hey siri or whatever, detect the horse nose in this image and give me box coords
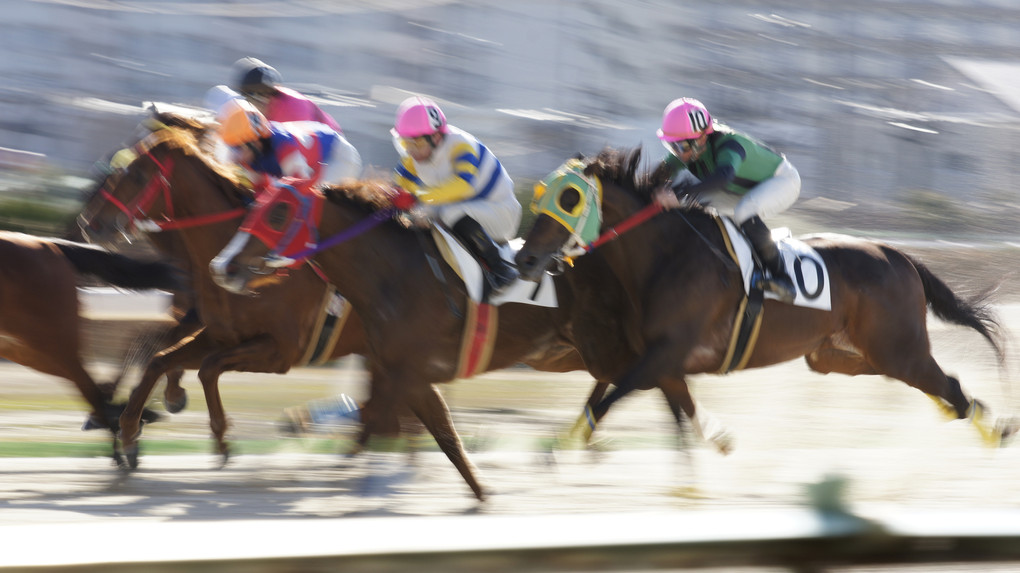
[515,252,542,282]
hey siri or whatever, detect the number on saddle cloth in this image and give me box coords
[719,218,832,310]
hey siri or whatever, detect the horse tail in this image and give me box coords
[53,239,186,292]
[907,254,1006,363]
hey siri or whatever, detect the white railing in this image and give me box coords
[2,508,1020,572]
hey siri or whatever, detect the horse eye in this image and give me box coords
[557,186,582,214]
[266,203,291,230]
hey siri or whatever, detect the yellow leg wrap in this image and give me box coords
[926,394,959,421]
[966,401,1001,448]
[568,405,596,442]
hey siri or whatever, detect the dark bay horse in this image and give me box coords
[208,179,636,500]
[0,231,183,460]
[76,123,589,478]
[515,148,1015,451]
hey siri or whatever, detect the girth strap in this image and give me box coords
[714,216,765,373]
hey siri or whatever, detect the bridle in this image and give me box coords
[84,144,246,239]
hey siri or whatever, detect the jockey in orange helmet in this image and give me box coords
[655,97,800,303]
[205,58,361,183]
[390,95,521,292]
[218,98,360,188]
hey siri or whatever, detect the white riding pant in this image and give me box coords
[429,195,522,243]
[320,136,363,184]
[733,157,800,225]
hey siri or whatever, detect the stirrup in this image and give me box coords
[486,266,518,291]
[765,274,796,303]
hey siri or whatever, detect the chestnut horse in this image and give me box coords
[515,148,1015,451]
[0,231,183,461]
[208,178,642,500]
[76,123,371,468]
[77,122,590,478]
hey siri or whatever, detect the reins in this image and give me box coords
[99,148,246,233]
[583,202,663,252]
[275,207,395,265]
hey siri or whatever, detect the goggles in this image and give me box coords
[395,135,433,153]
[663,138,700,157]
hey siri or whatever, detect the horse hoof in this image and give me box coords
[669,485,704,499]
[164,392,188,414]
[215,444,232,469]
[997,419,1019,447]
[711,432,735,455]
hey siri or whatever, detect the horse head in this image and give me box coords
[211,178,395,295]
[77,124,249,248]
[516,147,665,282]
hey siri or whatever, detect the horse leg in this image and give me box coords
[589,338,694,434]
[119,332,216,469]
[658,376,733,454]
[162,368,187,414]
[59,361,126,465]
[159,312,203,414]
[403,381,486,501]
[195,334,288,467]
[859,321,1007,446]
[566,381,609,443]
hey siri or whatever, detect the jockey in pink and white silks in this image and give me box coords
[205,58,361,183]
[389,96,521,292]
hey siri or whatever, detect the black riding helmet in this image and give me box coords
[233,57,282,97]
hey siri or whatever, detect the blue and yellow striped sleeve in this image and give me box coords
[394,157,424,192]
[414,142,479,204]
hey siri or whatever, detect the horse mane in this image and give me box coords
[151,111,211,133]
[583,146,709,214]
[321,178,395,212]
[137,125,247,190]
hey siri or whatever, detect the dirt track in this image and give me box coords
[2,303,1019,527]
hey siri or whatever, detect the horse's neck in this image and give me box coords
[164,161,247,269]
[316,200,447,312]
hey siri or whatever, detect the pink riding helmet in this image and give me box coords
[391,96,448,139]
[656,97,714,142]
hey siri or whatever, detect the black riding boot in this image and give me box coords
[452,216,518,292]
[739,216,796,304]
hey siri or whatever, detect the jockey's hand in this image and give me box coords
[405,204,433,228]
[654,187,682,210]
[389,186,418,211]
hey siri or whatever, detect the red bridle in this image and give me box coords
[99,149,245,233]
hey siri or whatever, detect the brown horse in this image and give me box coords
[0,231,183,460]
[76,122,589,476]
[207,178,641,500]
[515,148,1015,451]
[75,122,375,468]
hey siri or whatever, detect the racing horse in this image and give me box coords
[77,122,371,468]
[77,121,590,478]
[0,231,183,461]
[515,147,1015,451]
[208,178,640,501]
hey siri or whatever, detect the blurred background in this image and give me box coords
[4,6,1020,563]
[2,0,1020,238]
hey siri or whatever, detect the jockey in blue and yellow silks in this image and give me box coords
[390,96,521,292]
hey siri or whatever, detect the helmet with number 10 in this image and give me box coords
[656,97,714,142]
[392,96,448,139]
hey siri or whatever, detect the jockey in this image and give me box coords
[654,97,800,303]
[204,58,361,180]
[389,96,521,292]
[217,98,360,188]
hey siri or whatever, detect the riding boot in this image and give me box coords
[739,216,796,304]
[452,216,519,292]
